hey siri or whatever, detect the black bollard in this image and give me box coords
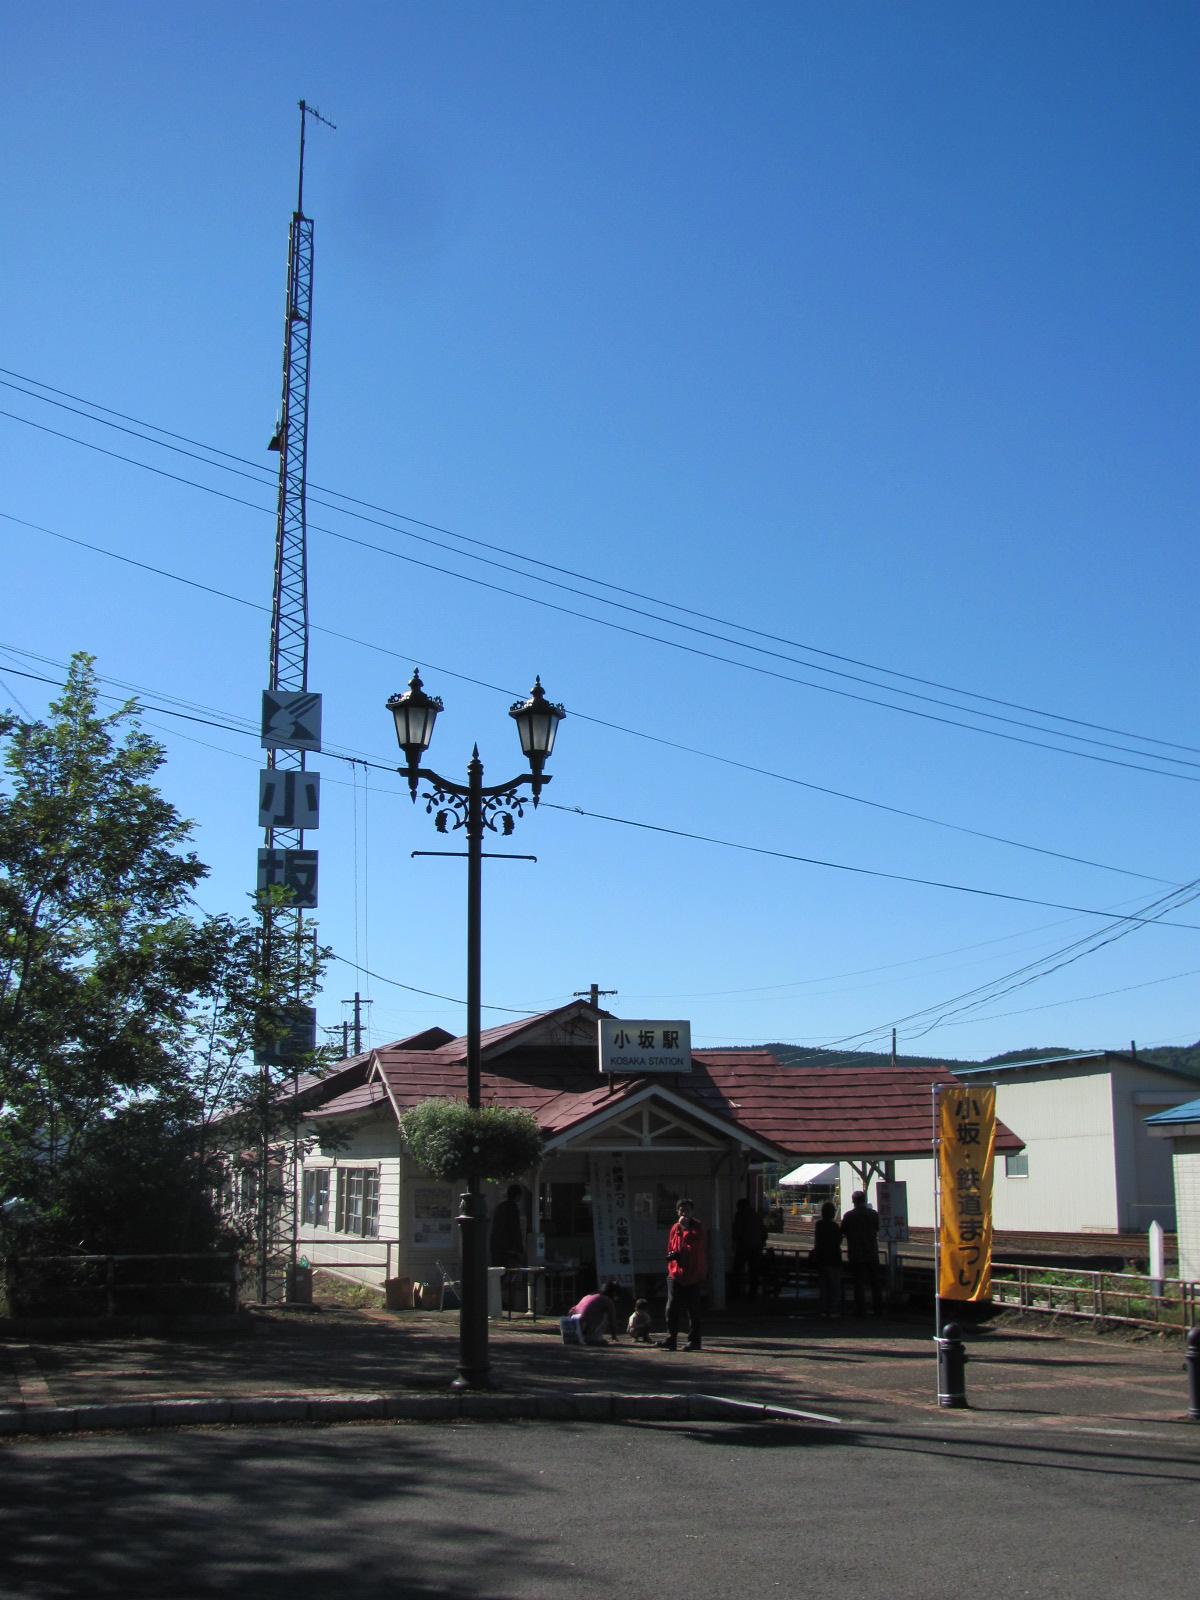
[936,1321,968,1408]
[1187,1326,1199,1422]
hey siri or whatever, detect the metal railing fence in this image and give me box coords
[990,1261,1198,1331]
[2,1252,240,1319]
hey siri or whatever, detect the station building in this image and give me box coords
[286,999,1022,1305]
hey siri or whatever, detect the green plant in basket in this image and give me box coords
[398,1099,542,1182]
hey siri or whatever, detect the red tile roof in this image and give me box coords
[693,1051,1022,1157]
[305,1010,1022,1160]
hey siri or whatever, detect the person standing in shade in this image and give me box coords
[812,1200,844,1318]
[489,1184,526,1268]
[841,1189,884,1317]
[731,1196,768,1300]
[658,1196,707,1351]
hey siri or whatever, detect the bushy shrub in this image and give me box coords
[399,1099,542,1181]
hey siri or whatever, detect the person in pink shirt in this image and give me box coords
[563,1281,621,1345]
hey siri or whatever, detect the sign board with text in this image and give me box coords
[876,1179,909,1243]
[257,847,319,908]
[259,770,321,830]
[598,1019,692,1075]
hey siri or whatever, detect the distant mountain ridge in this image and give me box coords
[716,1040,1200,1083]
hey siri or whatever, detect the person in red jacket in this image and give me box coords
[658,1196,707,1351]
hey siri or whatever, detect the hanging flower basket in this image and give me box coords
[398,1099,543,1182]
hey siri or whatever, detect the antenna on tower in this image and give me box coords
[253,100,335,1303]
[296,99,337,215]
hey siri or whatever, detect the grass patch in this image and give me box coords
[312,1272,385,1310]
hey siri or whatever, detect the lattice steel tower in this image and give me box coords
[253,100,334,1303]
[264,101,332,885]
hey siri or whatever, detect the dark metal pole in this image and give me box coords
[454,748,490,1390]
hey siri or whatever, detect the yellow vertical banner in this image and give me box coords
[937,1085,995,1301]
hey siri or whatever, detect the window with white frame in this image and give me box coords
[1005,1151,1029,1179]
[303,1169,330,1227]
[335,1167,380,1236]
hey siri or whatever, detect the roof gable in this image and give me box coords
[424,1001,607,1065]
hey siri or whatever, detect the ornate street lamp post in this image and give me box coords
[387,670,565,1389]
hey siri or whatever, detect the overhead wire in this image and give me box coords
[0,518,1189,892]
[772,878,1200,1060]
[3,365,1197,760]
[6,652,1194,1048]
[3,396,1198,780]
[5,655,1198,929]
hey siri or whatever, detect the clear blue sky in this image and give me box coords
[3,3,1197,1060]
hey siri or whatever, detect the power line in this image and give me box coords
[546,801,1200,929]
[934,965,1200,1029]
[3,364,1196,761]
[774,879,1200,1058]
[10,659,1188,1056]
[19,641,1191,1031]
[4,399,1199,778]
[324,950,532,1015]
[0,516,1191,894]
[5,632,1196,934]
[7,654,1197,927]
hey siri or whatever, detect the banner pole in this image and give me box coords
[932,1082,942,1346]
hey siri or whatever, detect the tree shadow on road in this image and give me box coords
[0,1424,579,1599]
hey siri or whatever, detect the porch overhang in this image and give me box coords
[541,1081,790,1164]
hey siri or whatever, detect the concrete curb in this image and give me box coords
[0,1390,844,1436]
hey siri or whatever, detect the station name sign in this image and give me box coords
[598,1019,692,1075]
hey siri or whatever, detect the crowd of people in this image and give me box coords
[550,1187,885,1347]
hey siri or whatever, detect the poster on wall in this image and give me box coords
[590,1154,635,1289]
[412,1186,455,1250]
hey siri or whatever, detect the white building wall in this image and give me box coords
[296,1114,404,1286]
[1171,1139,1200,1283]
[839,1070,1119,1233]
[1109,1064,1190,1230]
[839,1066,1195,1236]
[992,1072,1117,1230]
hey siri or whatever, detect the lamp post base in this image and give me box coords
[454,1187,492,1390]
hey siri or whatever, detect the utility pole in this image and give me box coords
[341,991,373,1055]
[574,984,618,1010]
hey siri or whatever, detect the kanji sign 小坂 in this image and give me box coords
[937,1084,996,1302]
[257,847,319,909]
[598,1019,692,1074]
[258,770,320,830]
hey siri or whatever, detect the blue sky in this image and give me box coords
[3,2,1197,1059]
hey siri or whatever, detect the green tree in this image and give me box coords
[0,654,212,1238]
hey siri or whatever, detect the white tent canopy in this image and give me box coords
[779,1162,838,1187]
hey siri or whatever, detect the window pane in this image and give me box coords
[303,1171,329,1227]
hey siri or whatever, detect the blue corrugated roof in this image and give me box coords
[1145,1097,1200,1126]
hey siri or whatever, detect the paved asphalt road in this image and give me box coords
[2,1415,1197,1600]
